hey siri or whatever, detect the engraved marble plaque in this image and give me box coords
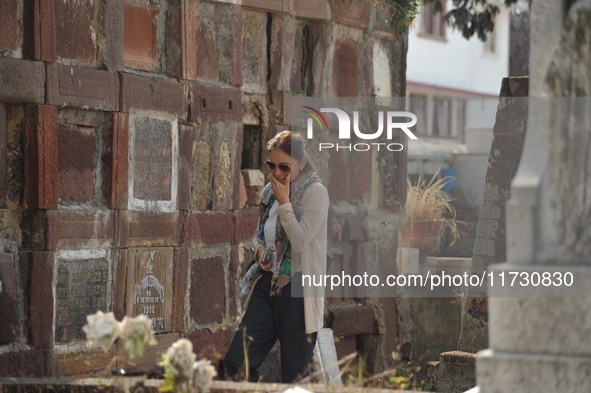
[126,248,173,332]
[55,252,110,343]
[129,112,178,212]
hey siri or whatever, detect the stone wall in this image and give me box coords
[0,0,407,379]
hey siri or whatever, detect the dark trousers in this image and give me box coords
[224,271,317,383]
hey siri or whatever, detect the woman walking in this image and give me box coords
[224,130,329,383]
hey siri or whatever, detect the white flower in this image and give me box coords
[83,311,121,352]
[189,359,217,393]
[166,339,196,381]
[120,315,157,359]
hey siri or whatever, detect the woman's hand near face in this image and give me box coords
[269,173,291,205]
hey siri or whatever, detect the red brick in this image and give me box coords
[183,212,234,246]
[103,0,125,71]
[233,209,259,245]
[231,5,243,87]
[21,251,54,349]
[189,84,241,122]
[293,0,329,20]
[113,248,126,320]
[178,124,193,210]
[119,211,181,247]
[49,210,116,250]
[123,4,159,70]
[0,58,45,104]
[327,150,348,201]
[232,125,245,210]
[106,112,129,210]
[0,253,19,344]
[46,64,119,111]
[24,105,58,210]
[196,19,219,80]
[57,127,96,204]
[55,0,97,65]
[0,349,53,377]
[190,327,231,361]
[229,246,239,318]
[55,348,114,378]
[182,0,197,80]
[22,0,57,62]
[333,39,359,97]
[191,257,226,325]
[0,104,6,205]
[331,0,370,28]
[0,0,20,51]
[172,247,189,332]
[334,335,357,360]
[329,305,378,337]
[121,73,187,119]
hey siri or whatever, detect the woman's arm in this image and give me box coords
[276,184,329,253]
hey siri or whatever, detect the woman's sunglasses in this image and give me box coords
[265,159,299,173]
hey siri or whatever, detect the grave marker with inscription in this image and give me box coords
[126,248,173,333]
[128,112,178,213]
[55,250,111,343]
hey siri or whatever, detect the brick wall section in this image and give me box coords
[472,77,529,273]
[0,0,407,378]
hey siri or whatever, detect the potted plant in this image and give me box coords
[83,311,157,393]
[399,170,459,273]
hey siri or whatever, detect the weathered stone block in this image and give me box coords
[24,105,58,210]
[49,210,116,250]
[330,305,378,337]
[190,327,231,361]
[119,211,181,247]
[233,208,259,244]
[482,182,511,200]
[172,247,189,332]
[190,257,226,325]
[478,200,502,220]
[54,250,111,344]
[126,248,174,333]
[128,112,178,212]
[191,139,213,211]
[113,248,126,320]
[0,58,45,104]
[46,64,119,111]
[196,16,219,80]
[167,0,197,80]
[232,125,244,211]
[103,0,125,71]
[241,10,268,89]
[0,0,20,51]
[55,0,98,66]
[183,213,234,245]
[328,150,348,201]
[189,84,241,122]
[57,127,96,204]
[293,0,329,20]
[123,4,159,70]
[351,150,371,201]
[331,0,370,28]
[21,251,54,349]
[269,13,297,91]
[0,104,6,206]
[241,169,265,187]
[22,0,57,62]
[242,0,287,12]
[231,5,243,87]
[334,334,357,362]
[489,135,525,163]
[333,39,360,97]
[0,253,19,344]
[178,124,194,210]
[485,163,518,185]
[245,186,263,206]
[238,174,247,209]
[120,73,186,119]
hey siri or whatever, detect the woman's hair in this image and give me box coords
[267,130,316,173]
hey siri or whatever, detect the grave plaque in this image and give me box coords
[55,252,110,343]
[126,248,173,333]
[129,112,178,212]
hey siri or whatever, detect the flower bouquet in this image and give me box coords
[159,339,217,393]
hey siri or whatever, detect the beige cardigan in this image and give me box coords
[252,182,329,334]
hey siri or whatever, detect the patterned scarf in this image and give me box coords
[238,171,321,298]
